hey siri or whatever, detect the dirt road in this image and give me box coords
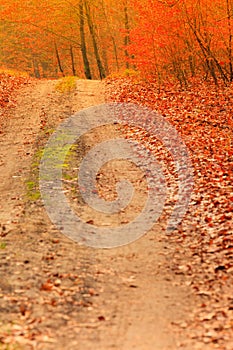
[0,79,204,349]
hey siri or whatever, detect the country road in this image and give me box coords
[0,79,213,350]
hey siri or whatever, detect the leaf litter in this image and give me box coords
[106,76,233,349]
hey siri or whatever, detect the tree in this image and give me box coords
[84,0,106,79]
[79,0,92,79]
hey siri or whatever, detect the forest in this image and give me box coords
[1,0,233,85]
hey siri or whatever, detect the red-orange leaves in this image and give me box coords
[0,72,29,116]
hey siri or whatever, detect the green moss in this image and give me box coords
[0,242,6,249]
[25,148,44,202]
[25,180,41,201]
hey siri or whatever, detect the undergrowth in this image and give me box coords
[55,76,79,93]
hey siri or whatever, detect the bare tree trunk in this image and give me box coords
[101,0,119,71]
[70,45,76,76]
[183,4,229,85]
[226,0,233,81]
[79,0,92,79]
[124,4,130,69]
[32,58,41,78]
[102,48,110,76]
[84,0,106,79]
[54,41,65,77]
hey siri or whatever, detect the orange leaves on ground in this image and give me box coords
[106,76,233,347]
[107,77,233,229]
[0,72,29,115]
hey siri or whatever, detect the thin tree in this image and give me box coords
[84,0,106,79]
[79,0,92,79]
[54,41,65,76]
[124,2,130,69]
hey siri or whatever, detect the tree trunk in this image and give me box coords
[84,1,106,79]
[70,45,76,76]
[54,42,65,77]
[101,0,119,71]
[102,48,110,76]
[226,0,233,81]
[32,58,41,78]
[79,0,92,79]
[124,4,130,69]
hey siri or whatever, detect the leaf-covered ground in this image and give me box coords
[106,77,233,349]
[0,72,29,117]
[0,73,30,168]
[1,73,233,349]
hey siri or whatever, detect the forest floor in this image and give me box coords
[0,76,232,350]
